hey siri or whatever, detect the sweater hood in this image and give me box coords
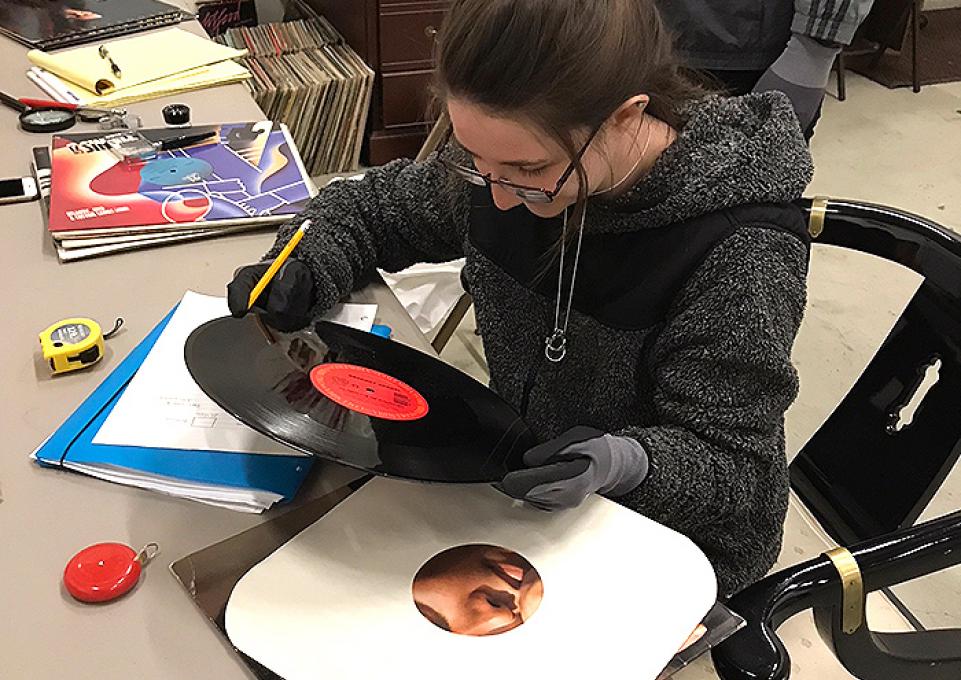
[588,92,814,232]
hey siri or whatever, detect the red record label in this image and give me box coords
[310,364,429,421]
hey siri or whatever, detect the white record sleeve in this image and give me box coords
[226,477,718,680]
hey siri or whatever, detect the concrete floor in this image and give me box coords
[435,72,961,678]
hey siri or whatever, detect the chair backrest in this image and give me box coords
[791,198,961,544]
[415,111,450,163]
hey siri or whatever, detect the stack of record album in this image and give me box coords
[193,0,258,37]
[215,17,374,176]
[0,0,185,50]
[38,121,317,261]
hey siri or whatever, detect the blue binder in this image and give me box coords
[34,306,313,504]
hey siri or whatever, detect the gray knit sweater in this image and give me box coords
[266,92,814,596]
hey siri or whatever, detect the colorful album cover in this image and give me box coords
[197,0,258,37]
[48,121,314,236]
[0,0,183,50]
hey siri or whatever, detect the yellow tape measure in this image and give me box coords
[39,317,123,374]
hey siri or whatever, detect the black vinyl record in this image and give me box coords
[184,316,537,483]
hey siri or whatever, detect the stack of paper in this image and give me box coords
[26,27,252,107]
[215,17,374,175]
[33,291,378,512]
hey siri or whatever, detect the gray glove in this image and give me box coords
[498,426,649,511]
[753,33,841,132]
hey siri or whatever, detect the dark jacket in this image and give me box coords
[266,92,814,596]
[657,0,875,70]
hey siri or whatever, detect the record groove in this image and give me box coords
[185,316,536,483]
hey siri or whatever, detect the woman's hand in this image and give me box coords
[226,259,315,331]
[498,426,649,511]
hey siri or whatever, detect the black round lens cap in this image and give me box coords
[162,103,191,126]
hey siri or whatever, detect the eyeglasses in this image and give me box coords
[437,126,601,204]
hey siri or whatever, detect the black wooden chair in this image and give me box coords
[835,0,924,100]
[410,112,479,355]
[713,197,961,679]
[712,510,961,679]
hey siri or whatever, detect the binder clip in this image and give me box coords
[98,110,143,131]
[108,132,156,163]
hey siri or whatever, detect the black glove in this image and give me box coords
[226,259,315,331]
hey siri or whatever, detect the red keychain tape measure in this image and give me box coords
[63,542,159,603]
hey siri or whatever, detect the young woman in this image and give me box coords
[227,0,814,597]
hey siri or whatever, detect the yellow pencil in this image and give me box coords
[247,220,311,310]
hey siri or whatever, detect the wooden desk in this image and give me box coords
[0,19,430,680]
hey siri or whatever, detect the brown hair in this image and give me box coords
[434,0,706,225]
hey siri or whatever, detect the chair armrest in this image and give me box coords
[712,510,961,680]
